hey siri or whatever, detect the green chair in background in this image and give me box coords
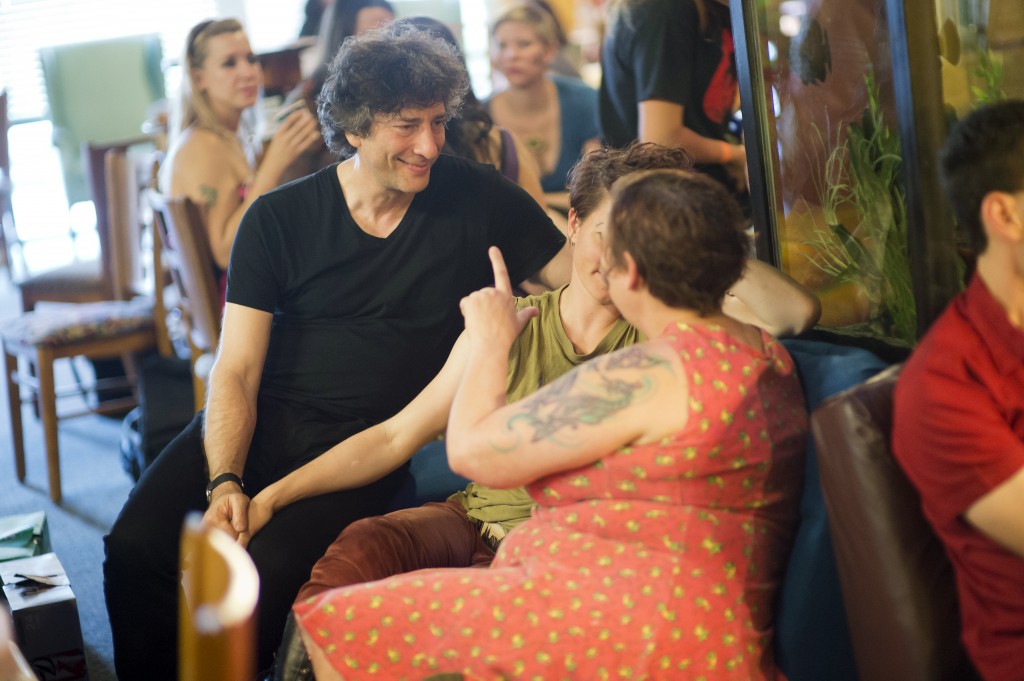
[39,33,165,208]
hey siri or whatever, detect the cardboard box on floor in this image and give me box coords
[1,552,88,681]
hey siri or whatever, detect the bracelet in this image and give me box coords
[206,472,244,504]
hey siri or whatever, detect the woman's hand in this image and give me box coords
[724,143,748,191]
[260,106,322,176]
[459,247,538,351]
[237,490,275,549]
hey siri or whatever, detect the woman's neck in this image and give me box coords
[207,99,243,133]
[500,77,555,114]
[559,282,622,355]
[632,295,732,340]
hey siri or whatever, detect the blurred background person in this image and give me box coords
[299,0,332,38]
[289,0,395,174]
[304,0,395,106]
[527,0,583,79]
[488,2,601,211]
[599,0,748,202]
[160,18,321,301]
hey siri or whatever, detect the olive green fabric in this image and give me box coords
[451,286,641,543]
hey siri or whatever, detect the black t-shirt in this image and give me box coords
[227,154,564,470]
[599,0,736,148]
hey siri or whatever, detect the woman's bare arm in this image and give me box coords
[447,248,684,488]
[240,333,470,543]
[170,110,322,268]
[724,259,821,336]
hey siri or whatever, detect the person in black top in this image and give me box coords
[103,23,567,681]
[599,0,748,195]
[300,0,329,37]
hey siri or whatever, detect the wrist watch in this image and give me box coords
[206,472,244,504]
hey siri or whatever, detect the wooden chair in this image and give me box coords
[147,192,221,412]
[1,147,160,503]
[13,135,154,313]
[107,147,173,357]
[178,513,259,681]
[1,300,156,502]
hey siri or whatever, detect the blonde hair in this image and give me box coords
[168,18,250,143]
[490,2,561,48]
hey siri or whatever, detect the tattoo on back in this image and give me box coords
[503,347,669,447]
[199,185,218,212]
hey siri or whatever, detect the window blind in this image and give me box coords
[0,0,219,123]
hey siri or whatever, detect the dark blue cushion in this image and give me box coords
[775,339,889,681]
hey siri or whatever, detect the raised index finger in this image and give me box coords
[488,246,513,295]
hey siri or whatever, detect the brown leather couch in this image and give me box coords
[811,365,980,681]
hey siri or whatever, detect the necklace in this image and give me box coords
[524,136,548,164]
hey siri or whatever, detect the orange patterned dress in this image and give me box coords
[294,322,806,680]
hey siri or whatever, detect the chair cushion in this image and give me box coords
[1,299,154,348]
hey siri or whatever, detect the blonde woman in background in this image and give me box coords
[488,2,602,210]
[161,18,321,300]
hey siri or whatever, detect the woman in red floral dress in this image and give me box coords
[295,168,807,680]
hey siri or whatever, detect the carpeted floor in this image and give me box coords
[0,276,133,681]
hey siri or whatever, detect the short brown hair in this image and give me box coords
[607,169,747,314]
[567,142,693,220]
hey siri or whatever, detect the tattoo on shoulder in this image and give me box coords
[500,347,670,448]
[199,185,218,212]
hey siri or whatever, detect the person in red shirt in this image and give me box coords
[893,99,1024,681]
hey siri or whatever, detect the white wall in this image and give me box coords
[232,0,307,51]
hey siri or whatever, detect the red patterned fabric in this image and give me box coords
[295,322,806,680]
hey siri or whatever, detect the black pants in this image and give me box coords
[102,412,463,681]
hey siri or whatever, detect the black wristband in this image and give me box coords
[205,472,244,504]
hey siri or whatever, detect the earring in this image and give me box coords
[570,239,577,246]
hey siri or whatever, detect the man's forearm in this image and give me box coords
[202,366,259,481]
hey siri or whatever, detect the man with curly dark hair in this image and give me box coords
[103,23,566,681]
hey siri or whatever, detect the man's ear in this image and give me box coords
[981,191,1024,244]
[567,208,581,246]
[344,131,362,151]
